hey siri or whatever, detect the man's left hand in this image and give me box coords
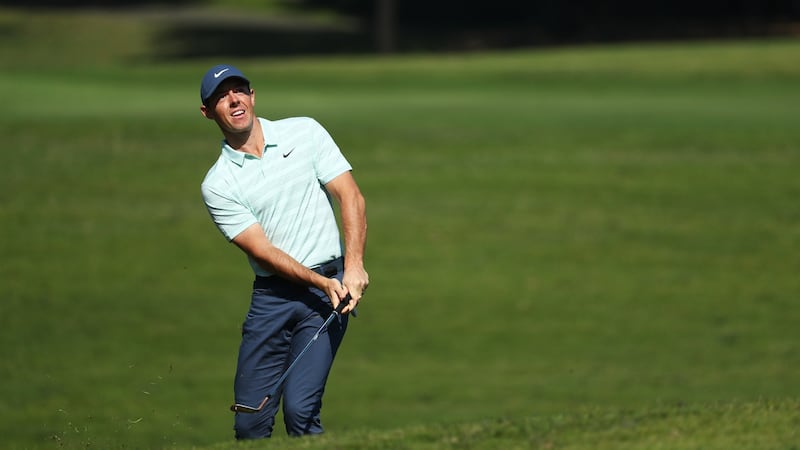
[342,266,369,314]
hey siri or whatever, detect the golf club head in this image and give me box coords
[230,395,271,414]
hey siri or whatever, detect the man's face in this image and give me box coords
[201,78,255,135]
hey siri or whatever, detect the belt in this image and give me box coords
[311,257,344,277]
[254,257,343,289]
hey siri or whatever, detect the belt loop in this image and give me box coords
[315,256,343,277]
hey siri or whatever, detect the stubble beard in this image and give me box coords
[220,114,254,146]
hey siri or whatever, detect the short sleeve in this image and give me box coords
[311,119,352,184]
[201,183,258,241]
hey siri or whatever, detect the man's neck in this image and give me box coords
[224,119,264,157]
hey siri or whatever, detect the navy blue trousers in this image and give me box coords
[233,258,348,439]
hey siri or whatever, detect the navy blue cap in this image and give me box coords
[200,64,250,104]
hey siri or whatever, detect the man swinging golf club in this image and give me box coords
[198,64,369,439]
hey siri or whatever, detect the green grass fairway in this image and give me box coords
[1,17,799,448]
[212,398,800,450]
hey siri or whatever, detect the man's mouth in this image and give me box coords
[232,109,245,118]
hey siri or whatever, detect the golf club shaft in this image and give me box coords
[230,296,351,413]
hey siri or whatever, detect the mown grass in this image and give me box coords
[1,9,799,449]
[208,398,800,450]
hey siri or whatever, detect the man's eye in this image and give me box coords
[234,87,250,94]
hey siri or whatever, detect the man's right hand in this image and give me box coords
[321,276,350,313]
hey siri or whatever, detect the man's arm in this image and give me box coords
[325,171,369,313]
[231,223,349,309]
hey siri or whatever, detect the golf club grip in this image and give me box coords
[335,295,352,314]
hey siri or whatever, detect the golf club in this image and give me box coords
[230,295,352,414]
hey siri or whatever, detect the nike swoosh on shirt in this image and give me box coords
[283,148,296,158]
[214,68,230,78]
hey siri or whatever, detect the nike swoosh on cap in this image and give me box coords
[214,68,230,78]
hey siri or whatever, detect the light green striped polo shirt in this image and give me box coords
[201,117,352,277]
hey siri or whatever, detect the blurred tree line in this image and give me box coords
[3,0,798,55]
[343,0,800,52]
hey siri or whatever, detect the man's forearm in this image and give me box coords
[256,246,332,287]
[232,224,329,288]
[340,190,367,269]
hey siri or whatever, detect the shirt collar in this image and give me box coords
[219,117,279,166]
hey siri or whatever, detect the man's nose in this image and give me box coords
[224,90,239,104]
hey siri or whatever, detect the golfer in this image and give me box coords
[198,64,369,439]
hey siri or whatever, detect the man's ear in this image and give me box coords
[200,104,214,120]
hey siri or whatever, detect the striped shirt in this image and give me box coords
[201,117,352,277]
